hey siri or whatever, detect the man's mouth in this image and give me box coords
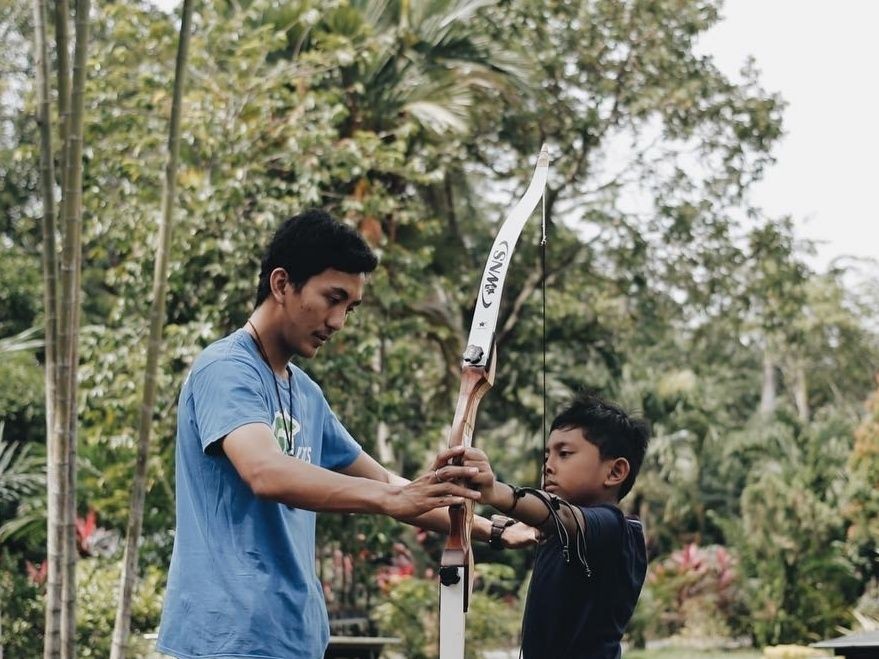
[313,332,330,346]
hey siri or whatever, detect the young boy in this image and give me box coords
[463,393,650,658]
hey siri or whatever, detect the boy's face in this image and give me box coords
[543,427,628,506]
[279,268,365,358]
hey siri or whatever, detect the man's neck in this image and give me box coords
[245,310,291,377]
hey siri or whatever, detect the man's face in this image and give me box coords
[543,427,619,506]
[280,268,365,358]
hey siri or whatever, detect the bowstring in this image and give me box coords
[540,189,547,489]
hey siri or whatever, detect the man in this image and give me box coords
[157,210,532,659]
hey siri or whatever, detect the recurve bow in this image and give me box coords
[438,144,550,659]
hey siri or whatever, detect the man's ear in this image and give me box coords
[269,268,288,302]
[605,457,630,488]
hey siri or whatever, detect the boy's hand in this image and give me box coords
[501,521,539,549]
[454,447,508,509]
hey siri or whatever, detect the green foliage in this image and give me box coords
[74,558,165,657]
[0,549,44,657]
[730,414,861,644]
[844,376,879,583]
[0,346,44,446]
[0,554,163,658]
[0,425,44,504]
[0,244,42,336]
[372,569,521,659]
[2,0,879,650]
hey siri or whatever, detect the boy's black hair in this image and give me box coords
[255,209,379,307]
[550,393,650,501]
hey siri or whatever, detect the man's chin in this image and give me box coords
[290,342,319,359]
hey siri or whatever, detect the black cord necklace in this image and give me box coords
[247,320,294,454]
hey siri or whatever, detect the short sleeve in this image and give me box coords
[581,504,626,568]
[319,406,362,470]
[189,359,272,452]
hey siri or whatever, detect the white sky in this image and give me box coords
[698,0,879,270]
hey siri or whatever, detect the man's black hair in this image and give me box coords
[550,393,650,501]
[255,209,379,307]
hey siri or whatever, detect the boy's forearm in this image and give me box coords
[486,482,582,535]
[399,506,493,543]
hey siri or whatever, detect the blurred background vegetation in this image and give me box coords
[1,0,878,656]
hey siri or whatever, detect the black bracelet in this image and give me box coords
[504,482,526,514]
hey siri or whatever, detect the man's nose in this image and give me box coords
[327,307,346,331]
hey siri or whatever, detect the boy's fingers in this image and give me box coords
[436,465,479,481]
[460,446,488,461]
[433,445,466,467]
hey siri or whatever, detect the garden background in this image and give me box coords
[1,1,878,657]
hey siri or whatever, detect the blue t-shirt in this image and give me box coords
[157,329,362,659]
[520,504,646,659]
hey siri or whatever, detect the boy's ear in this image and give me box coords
[605,457,630,488]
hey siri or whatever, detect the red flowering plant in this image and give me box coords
[75,508,119,558]
[25,559,47,586]
[642,543,746,640]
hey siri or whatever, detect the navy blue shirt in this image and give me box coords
[521,504,646,659]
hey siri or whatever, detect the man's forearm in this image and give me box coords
[252,454,402,514]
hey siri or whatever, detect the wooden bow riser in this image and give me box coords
[440,347,497,611]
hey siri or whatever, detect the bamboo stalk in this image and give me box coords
[43,1,72,656]
[32,0,62,656]
[57,1,91,656]
[110,2,195,656]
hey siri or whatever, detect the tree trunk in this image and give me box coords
[372,337,394,465]
[110,2,194,655]
[759,345,777,416]
[791,356,810,422]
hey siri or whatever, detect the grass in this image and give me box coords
[626,650,764,659]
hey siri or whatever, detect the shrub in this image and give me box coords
[372,565,522,659]
[639,543,745,641]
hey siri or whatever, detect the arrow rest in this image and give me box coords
[439,566,461,587]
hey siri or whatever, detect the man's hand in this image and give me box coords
[383,446,482,520]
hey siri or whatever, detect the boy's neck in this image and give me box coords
[574,492,619,507]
